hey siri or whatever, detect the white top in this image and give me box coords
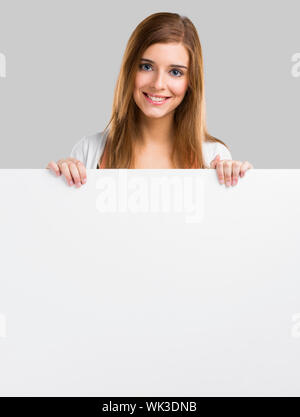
[70,129,232,168]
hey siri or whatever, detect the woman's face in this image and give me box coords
[133,42,189,119]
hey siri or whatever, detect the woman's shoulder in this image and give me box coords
[203,139,232,163]
[82,129,109,148]
[70,129,109,167]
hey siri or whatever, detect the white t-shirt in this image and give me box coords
[70,129,232,168]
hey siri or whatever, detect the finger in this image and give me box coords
[47,161,61,176]
[216,161,225,184]
[59,161,74,186]
[223,160,233,187]
[69,162,82,187]
[75,160,87,184]
[210,154,221,169]
[240,161,253,177]
[232,161,242,186]
[68,157,80,164]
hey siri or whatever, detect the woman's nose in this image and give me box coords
[151,71,166,90]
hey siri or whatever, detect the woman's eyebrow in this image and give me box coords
[140,58,188,70]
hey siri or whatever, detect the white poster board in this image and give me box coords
[0,169,300,396]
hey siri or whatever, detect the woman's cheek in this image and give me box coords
[173,81,189,100]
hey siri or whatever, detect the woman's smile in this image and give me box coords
[143,92,171,105]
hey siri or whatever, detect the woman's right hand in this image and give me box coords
[46,158,87,187]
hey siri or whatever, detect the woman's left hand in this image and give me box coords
[210,155,254,187]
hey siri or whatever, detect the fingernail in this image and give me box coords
[82,178,87,184]
[69,181,74,185]
[220,179,224,184]
[226,181,231,187]
[76,182,81,187]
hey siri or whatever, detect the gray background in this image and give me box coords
[0,0,299,168]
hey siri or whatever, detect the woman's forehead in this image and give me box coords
[142,43,189,66]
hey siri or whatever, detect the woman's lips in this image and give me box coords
[143,92,171,105]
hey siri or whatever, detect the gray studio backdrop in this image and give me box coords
[0,0,299,168]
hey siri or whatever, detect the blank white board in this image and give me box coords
[0,169,300,396]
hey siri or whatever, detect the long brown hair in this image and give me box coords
[99,12,230,169]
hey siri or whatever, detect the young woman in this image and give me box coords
[47,12,253,187]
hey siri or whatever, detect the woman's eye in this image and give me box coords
[139,64,183,77]
[140,64,151,71]
[171,69,183,77]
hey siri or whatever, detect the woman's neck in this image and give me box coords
[137,113,175,148]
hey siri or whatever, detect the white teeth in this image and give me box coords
[146,93,168,102]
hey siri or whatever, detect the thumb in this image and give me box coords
[210,154,221,169]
